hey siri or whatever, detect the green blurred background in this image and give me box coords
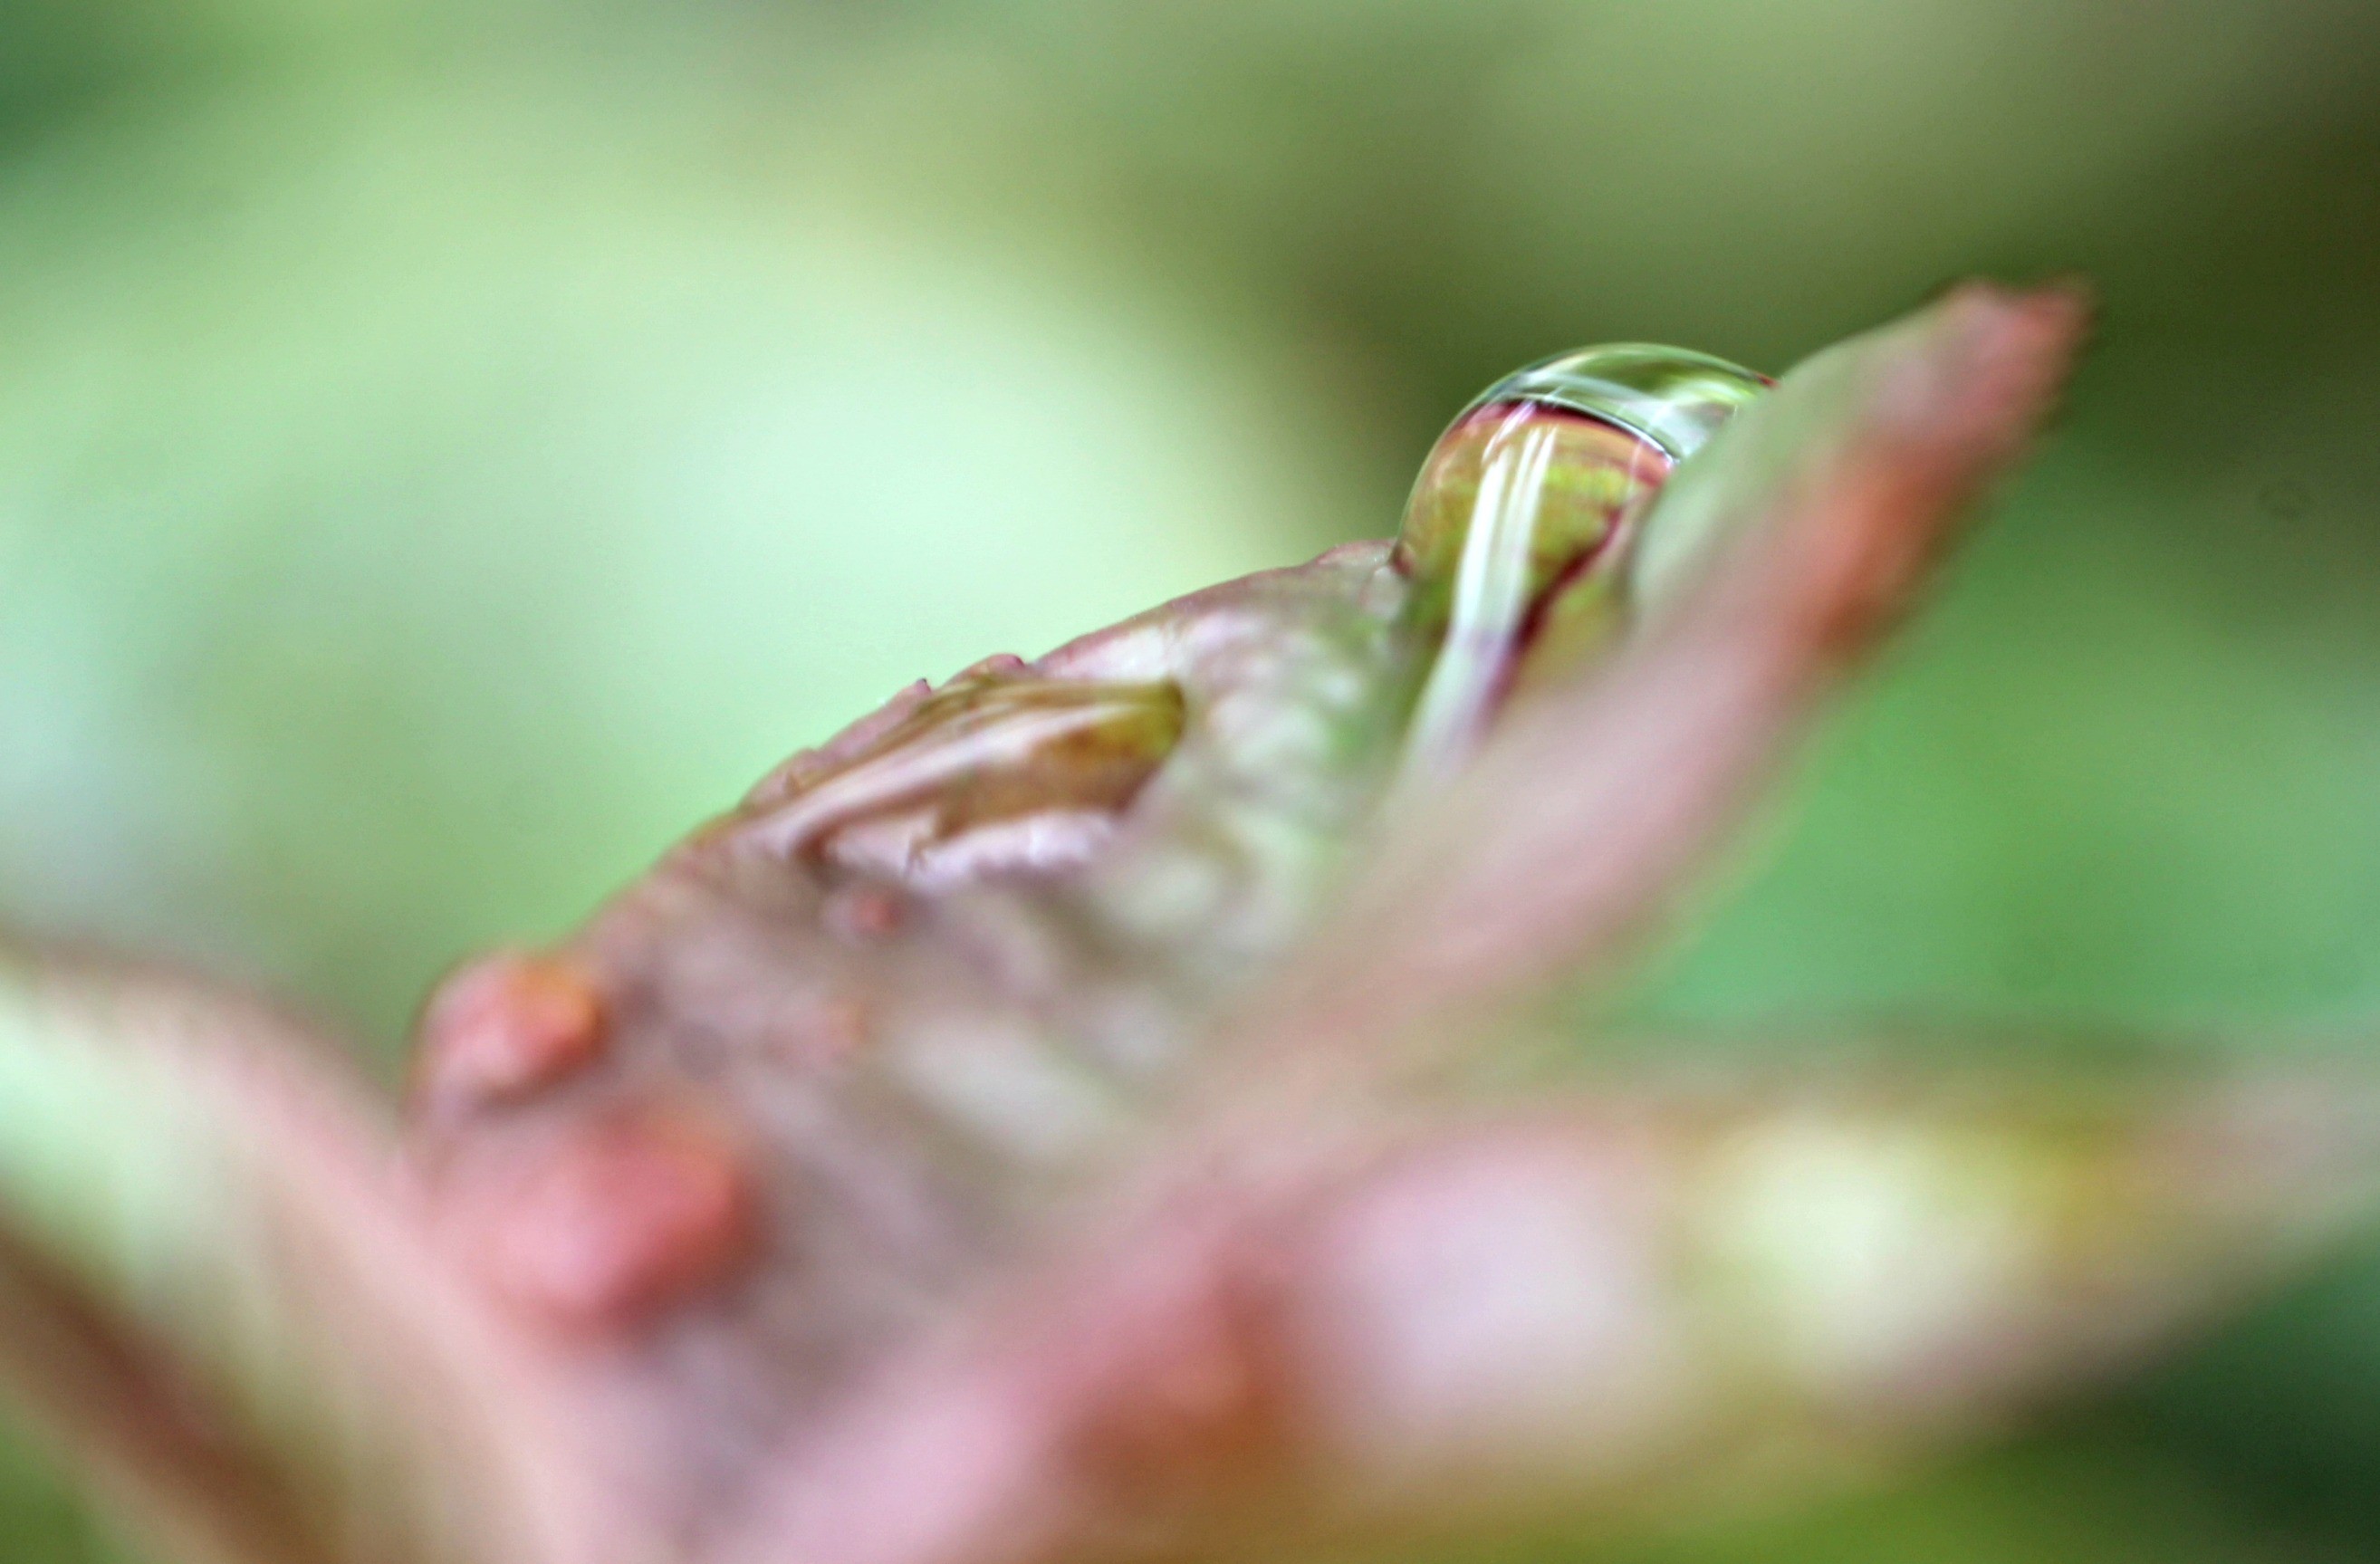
[4,0,2380,1559]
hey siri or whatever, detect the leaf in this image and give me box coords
[20,284,2367,1564]
[0,942,612,1564]
[1224,283,2093,1099]
[715,1046,2380,1564]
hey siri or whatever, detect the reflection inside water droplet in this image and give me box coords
[1394,345,1770,776]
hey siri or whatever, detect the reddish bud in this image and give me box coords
[414,950,608,1115]
[468,1106,756,1329]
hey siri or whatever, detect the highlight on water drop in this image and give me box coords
[1394,345,1770,774]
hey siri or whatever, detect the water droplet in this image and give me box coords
[736,670,1185,888]
[1395,346,1768,774]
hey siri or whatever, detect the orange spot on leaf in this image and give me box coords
[413,950,608,1115]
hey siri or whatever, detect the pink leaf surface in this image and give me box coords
[10,283,2375,1564]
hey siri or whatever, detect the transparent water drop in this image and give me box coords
[1395,345,1770,775]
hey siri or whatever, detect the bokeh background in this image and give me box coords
[5,0,2380,1559]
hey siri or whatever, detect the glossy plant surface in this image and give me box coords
[5,284,2380,1564]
